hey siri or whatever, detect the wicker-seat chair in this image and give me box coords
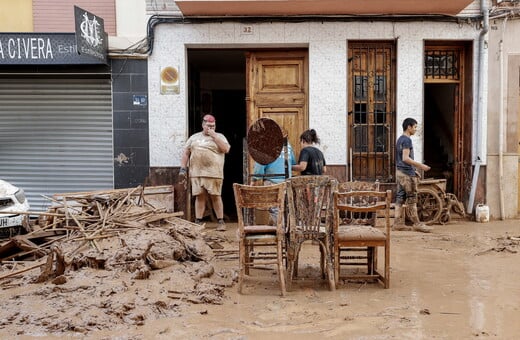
[233,182,287,296]
[333,187,392,288]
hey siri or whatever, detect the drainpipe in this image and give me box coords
[498,16,509,220]
[467,0,489,215]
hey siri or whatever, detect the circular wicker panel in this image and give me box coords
[247,118,284,165]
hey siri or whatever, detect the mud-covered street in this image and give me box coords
[0,218,519,339]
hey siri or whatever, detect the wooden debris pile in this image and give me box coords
[0,185,215,284]
[476,234,520,255]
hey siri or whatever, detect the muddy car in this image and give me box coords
[0,179,30,238]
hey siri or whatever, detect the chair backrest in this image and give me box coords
[337,180,380,193]
[333,190,392,228]
[286,175,337,239]
[233,182,287,232]
[337,181,380,226]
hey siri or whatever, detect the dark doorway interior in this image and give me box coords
[424,83,455,193]
[187,49,247,220]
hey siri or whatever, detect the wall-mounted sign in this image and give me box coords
[160,66,180,95]
[0,33,104,65]
[133,95,148,106]
[74,6,107,64]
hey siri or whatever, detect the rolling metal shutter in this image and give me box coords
[0,77,113,211]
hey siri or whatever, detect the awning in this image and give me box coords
[175,0,475,17]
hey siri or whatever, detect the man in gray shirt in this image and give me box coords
[394,118,433,233]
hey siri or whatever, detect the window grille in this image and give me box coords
[424,49,460,80]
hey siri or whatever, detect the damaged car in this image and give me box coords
[0,179,30,238]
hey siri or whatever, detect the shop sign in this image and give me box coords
[0,33,104,65]
[74,6,107,64]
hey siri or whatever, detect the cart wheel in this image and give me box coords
[413,187,443,225]
[439,211,451,225]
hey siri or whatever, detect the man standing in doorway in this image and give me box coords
[180,114,230,231]
[393,117,433,233]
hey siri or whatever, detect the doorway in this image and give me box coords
[347,41,396,183]
[187,49,247,220]
[424,84,456,193]
[423,42,473,201]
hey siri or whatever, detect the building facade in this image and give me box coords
[145,0,498,220]
[3,0,519,221]
[0,0,150,210]
[486,1,520,219]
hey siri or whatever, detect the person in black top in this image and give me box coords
[292,129,327,175]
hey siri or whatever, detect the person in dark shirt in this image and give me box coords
[394,118,433,233]
[292,129,327,175]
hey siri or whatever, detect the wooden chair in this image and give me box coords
[233,182,287,296]
[336,181,380,277]
[338,181,380,194]
[286,175,337,291]
[333,189,392,288]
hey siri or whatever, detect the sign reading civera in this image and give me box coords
[0,33,104,65]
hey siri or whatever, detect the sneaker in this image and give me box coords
[412,223,434,233]
[216,219,226,232]
[392,224,413,231]
[392,217,412,231]
[194,218,203,225]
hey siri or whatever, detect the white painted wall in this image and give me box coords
[148,20,480,169]
[485,18,520,218]
[111,0,147,50]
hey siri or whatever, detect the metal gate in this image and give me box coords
[0,77,113,211]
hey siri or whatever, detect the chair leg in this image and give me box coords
[277,239,286,296]
[294,251,299,277]
[318,241,335,291]
[238,240,246,294]
[326,258,335,291]
[384,242,390,288]
[286,242,302,291]
[284,233,290,268]
[373,247,378,274]
[367,247,374,275]
[334,245,340,288]
[244,241,251,276]
[325,246,335,291]
[286,257,295,292]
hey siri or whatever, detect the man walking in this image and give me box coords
[393,118,433,233]
[180,114,230,231]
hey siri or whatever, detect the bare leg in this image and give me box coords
[209,194,224,220]
[195,191,207,219]
[210,194,226,231]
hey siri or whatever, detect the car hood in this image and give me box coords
[0,179,18,196]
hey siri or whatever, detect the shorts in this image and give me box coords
[190,177,223,196]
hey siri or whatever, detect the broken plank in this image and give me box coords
[0,261,46,280]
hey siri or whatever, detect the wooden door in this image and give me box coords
[246,50,308,179]
[424,44,467,200]
[348,42,396,182]
[453,83,464,199]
